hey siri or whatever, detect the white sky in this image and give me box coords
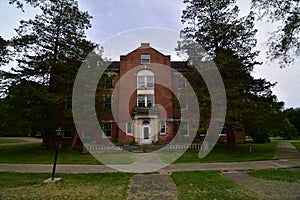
[0,0,299,108]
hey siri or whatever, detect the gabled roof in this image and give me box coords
[121,43,169,58]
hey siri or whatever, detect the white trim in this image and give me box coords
[126,122,133,136]
[181,121,190,137]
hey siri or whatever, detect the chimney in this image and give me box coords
[140,43,150,48]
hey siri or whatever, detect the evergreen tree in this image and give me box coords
[251,0,300,67]
[7,0,95,145]
[179,0,281,148]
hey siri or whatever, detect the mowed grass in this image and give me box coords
[173,141,278,164]
[0,139,25,144]
[0,172,133,200]
[292,142,300,151]
[249,169,300,182]
[0,141,278,164]
[0,144,100,164]
[171,171,259,200]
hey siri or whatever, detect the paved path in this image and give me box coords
[128,174,178,200]
[222,171,300,200]
[275,140,300,159]
[0,159,300,174]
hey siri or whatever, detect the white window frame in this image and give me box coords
[126,122,133,135]
[160,121,166,135]
[137,94,154,107]
[180,121,189,137]
[137,70,154,89]
[141,54,150,64]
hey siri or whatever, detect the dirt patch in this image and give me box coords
[222,171,300,200]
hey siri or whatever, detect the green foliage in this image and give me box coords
[278,117,297,140]
[179,0,282,147]
[251,0,300,67]
[2,0,95,139]
[0,36,9,65]
[284,108,300,133]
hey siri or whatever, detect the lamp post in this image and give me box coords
[51,127,63,180]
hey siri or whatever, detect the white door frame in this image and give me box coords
[141,123,152,144]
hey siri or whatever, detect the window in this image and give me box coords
[141,54,150,64]
[138,95,154,107]
[103,95,112,110]
[126,122,133,135]
[178,77,186,89]
[180,121,189,136]
[102,123,112,138]
[103,77,114,89]
[160,121,166,135]
[137,70,154,89]
[179,95,187,109]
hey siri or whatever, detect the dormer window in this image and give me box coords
[141,54,150,64]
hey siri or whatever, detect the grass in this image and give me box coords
[0,141,278,164]
[0,139,25,144]
[0,172,133,200]
[0,144,100,164]
[292,142,300,151]
[171,171,259,200]
[248,169,300,182]
[172,141,278,164]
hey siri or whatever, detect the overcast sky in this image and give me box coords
[0,0,299,108]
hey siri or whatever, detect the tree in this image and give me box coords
[179,0,280,148]
[7,0,95,146]
[284,108,300,134]
[278,117,297,140]
[251,0,300,67]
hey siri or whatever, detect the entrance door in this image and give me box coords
[141,122,151,144]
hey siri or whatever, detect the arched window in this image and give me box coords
[137,70,154,89]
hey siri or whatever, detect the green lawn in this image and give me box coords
[0,172,133,200]
[173,141,278,163]
[0,139,25,144]
[249,169,300,182]
[171,171,258,200]
[0,141,278,164]
[292,142,300,151]
[0,144,100,164]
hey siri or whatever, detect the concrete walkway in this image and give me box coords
[275,140,300,159]
[0,159,299,174]
[128,174,178,200]
[222,171,300,200]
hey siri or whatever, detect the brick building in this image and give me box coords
[96,43,245,145]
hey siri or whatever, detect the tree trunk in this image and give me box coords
[71,132,78,149]
[226,128,236,150]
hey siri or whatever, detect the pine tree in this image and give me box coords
[251,0,300,67]
[8,0,95,146]
[179,0,281,148]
